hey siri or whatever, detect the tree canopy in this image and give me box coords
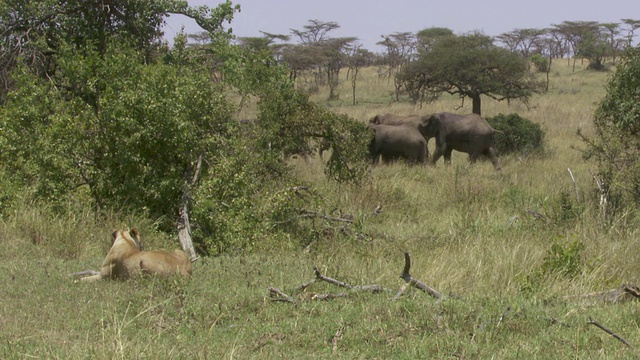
[0,1,371,255]
[397,31,543,115]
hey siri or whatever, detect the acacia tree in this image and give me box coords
[398,32,543,115]
[377,32,416,100]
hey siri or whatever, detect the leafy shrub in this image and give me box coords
[486,113,545,156]
[581,46,640,210]
[520,237,585,294]
[530,54,549,72]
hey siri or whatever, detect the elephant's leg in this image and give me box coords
[443,147,453,165]
[484,147,501,171]
[469,152,479,164]
[431,145,444,165]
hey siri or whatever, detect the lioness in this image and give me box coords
[80,228,192,282]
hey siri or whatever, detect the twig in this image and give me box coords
[567,168,580,202]
[587,317,635,350]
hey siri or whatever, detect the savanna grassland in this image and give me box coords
[3,59,640,359]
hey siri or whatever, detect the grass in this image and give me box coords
[3,59,640,358]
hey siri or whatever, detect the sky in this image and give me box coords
[163,0,640,51]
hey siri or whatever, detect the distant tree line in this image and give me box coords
[236,19,639,113]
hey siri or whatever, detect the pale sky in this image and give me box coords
[163,0,640,51]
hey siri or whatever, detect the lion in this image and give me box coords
[80,228,192,282]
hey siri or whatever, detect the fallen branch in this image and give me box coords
[267,287,296,304]
[312,292,348,301]
[313,267,388,293]
[588,317,636,350]
[525,208,551,223]
[393,252,442,301]
[68,270,99,277]
[565,285,640,304]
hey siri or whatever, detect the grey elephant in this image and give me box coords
[422,112,501,170]
[368,124,427,164]
[369,114,430,158]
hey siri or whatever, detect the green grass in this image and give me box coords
[3,60,640,358]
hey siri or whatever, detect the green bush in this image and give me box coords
[581,46,640,210]
[486,113,545,156]
[530,54,549,72]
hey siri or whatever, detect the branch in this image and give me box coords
[267,287,296,304]
[587,317,636,350]
[393,252,442,300]
[567,168,580,202]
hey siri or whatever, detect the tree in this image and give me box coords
[345,44,370,105]
[0,1,371,255]
[377,32,416,100]
[580,46,640,217]
[621,19,640,47]
[397,32,543,115]
[496,28,546,56]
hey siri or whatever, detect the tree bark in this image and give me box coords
[472,94,482,115]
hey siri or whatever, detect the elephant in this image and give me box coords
[421,112,501,171]
[369,114,430,159]
[368,124,427,164]
[369,113,424,127]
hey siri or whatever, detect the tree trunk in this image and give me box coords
[472,95,482,115]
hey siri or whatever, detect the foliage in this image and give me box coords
[397,32,544,114]
[485,113,545,156]
[0,44,233,220]
[521,237,585,294]
[530,54,549,72]
[0,1,371,255]
[581,45,640,208]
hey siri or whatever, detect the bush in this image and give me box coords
[485,113,545,156]
[530,54,549,72]
[581,46,640,210]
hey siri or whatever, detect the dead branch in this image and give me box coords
[566,285,640,304]
[296,278,316,291]
[588,317,636,350]
[314,267,354,288]
[68,270,99,277]
[567,168,580,202]
[525,208,552,224]
[394,252,442,300]
[313,267,388,293]
[312,292,348,300]
[589,170,609,221]
[267,287,296,303]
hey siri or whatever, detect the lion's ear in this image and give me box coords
[130,228,143,250]
[111,229,119,240]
